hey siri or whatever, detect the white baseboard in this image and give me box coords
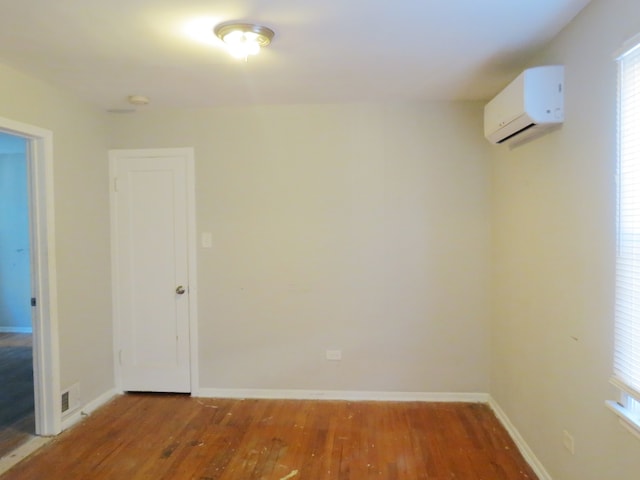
[0,326,33,333]
[193,388,490,403]
[61,388,119,431]
[489,397,552,480]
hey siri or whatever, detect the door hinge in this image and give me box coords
[113,177,119,192]
[30,297,37,307]
[119,349,123,365]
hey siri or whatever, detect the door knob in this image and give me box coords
[176,285,186,295]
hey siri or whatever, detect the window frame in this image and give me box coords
[608,32,640,438]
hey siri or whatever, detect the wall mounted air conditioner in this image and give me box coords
[484,65,564,145]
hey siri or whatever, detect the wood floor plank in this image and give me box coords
[0,333,34,458]
[0,394,538,480]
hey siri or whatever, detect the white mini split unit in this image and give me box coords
[484,65,564,145]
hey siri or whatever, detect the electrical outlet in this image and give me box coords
[563,430,575,454]
[326,350,342,361]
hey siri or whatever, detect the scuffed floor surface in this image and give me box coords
[0,393,538,479]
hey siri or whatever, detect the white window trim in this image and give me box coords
[606,399,640,440]
[607,377,640,437]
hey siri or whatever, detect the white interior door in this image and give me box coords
[110,148,195,393]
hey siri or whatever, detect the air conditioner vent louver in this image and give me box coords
[497,123,537,144]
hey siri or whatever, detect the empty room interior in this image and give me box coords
[0,0,640,479]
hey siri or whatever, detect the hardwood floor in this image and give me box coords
[0,333,35,458]
[0,393,537,479]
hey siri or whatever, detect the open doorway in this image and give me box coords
[0,116,60,449]
[0,132,34,455]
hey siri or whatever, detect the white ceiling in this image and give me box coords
[0,0,592,111]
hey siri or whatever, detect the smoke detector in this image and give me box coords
[128,95,150,106]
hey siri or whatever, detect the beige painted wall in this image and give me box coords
[490,0,640,478]
[0,63,113,408]
[4,1,639,476]
[109,102,492,393]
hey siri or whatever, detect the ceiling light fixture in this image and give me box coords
[214,22,275,60]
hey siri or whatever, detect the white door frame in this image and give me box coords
[0,115,61,436]
[109,148,199,394]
